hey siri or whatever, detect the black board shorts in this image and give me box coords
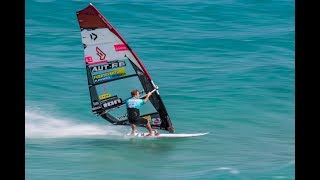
[127,108,148,125]
[129,117,148,125]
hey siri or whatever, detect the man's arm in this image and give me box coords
[144,92,152,102]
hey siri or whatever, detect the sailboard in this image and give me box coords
[126,132,209,138]
[76,3,175,133]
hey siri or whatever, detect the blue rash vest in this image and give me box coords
[126,97,145,109]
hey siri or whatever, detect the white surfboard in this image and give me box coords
[126,132,209,138]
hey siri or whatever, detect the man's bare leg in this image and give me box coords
[146,121,154,134]
[130,124,137,135]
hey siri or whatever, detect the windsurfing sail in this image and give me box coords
[76,3,174,133]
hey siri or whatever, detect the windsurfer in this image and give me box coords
[126,89,158,136]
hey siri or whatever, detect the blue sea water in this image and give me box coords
[26,0,294,179]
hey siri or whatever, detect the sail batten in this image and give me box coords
[76,4,174,133]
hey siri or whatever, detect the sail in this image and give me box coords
[76,3,174,133]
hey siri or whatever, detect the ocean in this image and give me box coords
[25,0,294,179]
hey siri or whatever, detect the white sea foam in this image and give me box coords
[215,167,240,174]
[25,109,125,138]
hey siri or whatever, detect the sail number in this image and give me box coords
[90,60,126,73]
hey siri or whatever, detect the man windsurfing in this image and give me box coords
[126,89,158,136]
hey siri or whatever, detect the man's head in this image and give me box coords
[131,89,139,98]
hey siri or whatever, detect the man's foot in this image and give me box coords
[130,130,138,136]
[146,133,154,136]
[152,130,159,135]
[146,130,159,136]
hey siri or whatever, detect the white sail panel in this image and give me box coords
[81,28,118,45]
[81,28,143,69]
[84,44,126,63]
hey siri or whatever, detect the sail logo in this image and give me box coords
[92,106,102,111]
[151,118,162,125]
[90,33,97,40]
[101,96,123,109]
[99,93,112,100]
[92,100,102,112]
[93,67,126,83]
[92,100,100,106]
[85,56,93,63]
[114,44,128,52]
[117,114,127,120]
[96,47,106,60]
[90,61,126,73]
